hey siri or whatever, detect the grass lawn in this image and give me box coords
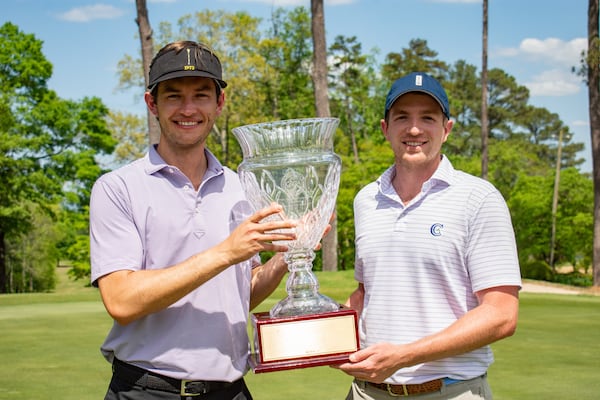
[1,268,599,399]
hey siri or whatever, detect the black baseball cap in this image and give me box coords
[147,42,228,90]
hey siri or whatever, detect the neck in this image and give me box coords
[392,157,441,205]
[157,144,208,190]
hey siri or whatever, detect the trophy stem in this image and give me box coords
[269,249,339,318]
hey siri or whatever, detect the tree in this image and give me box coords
[310,0,337,272]
[481,0,489,180]
[381,38,448,82]
[508,168,592,274]
[0,23,115,291]
[107,111,147,165]
[111,8,593,281]
[311,0,330,118]
[330,35,369,163]
[446,60,481,157]
[588,0,600,286]
[135,0,160,144]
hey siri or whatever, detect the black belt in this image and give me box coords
[112,358,241,397]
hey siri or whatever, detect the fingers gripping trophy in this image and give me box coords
[233,118,359,372]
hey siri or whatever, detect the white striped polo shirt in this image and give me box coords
[354,155,521,384]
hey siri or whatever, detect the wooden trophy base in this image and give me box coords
[249,306,359,373]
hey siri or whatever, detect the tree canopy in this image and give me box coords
[2,6,594,291]
[0,22,115,292]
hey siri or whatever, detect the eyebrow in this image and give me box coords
[161,79,214,93]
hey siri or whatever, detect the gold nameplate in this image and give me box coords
[250,306,359,373]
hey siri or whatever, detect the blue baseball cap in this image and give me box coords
[384,72,450,119]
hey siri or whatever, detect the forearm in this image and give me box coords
[97,203,298,325]
[399,287,519,367]
[98,246,235,325]
[337,286,519,383]
[344,283,364,315]
[249,253,288,310]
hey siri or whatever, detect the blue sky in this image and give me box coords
[2,0,592,171]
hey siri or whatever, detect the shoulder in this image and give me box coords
[91,158,148,200]
[450,170,504,201]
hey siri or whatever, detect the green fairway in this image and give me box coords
[1,268,599,399]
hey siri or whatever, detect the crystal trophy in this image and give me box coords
[233,118,358,372]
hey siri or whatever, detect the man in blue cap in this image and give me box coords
[335,72,522,399]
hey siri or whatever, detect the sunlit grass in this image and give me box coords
[1,268,599,399]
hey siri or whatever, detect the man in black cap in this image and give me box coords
[90,41,298,400]
[335,72,522,399]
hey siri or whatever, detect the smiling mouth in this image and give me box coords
[176,121,200,127]
[404,141,425,147]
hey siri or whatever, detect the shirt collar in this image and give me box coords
[144,144,224,178]
[378,154,456,196]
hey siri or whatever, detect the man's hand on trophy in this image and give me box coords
[314,212,335,251]
[219,203,297,265]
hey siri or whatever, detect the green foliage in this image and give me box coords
[107,111,148,166]
[0,22,116,292]
[520,260,554,281]
[109,7,593,283]
[507,168,593,272]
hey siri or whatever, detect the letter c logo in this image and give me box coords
[430,223,443,236]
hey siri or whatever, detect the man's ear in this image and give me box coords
[216,90,226,115]
[144,91,158,116]
[381,118,390,142]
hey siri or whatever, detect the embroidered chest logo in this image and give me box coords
[430,223,444,236]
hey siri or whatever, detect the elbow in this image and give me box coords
[497,313,518,340]
[504,316,518,338]
[103,301,138,326]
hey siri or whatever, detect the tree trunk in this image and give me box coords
[0,231,6,293]
[310,0,337,272]
[550,129,563,271]
[480,0,489,180]
[135,0,160,145]
[311,0,331,118]
[588,0,600,286]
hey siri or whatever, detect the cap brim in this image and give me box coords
[387,89,448,118]
[148,70,228,89]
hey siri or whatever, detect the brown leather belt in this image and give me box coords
[366,379,443,396]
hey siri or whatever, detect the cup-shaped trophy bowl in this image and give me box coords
[233,117,341,318]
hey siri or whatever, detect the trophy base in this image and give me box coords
[250,306,359,373]
[270,293,340,318]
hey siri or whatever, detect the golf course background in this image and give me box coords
[1,267,599,399]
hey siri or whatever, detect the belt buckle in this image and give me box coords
[387,383,409,397]
[180,380,208,397]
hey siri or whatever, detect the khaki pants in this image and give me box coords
[345,375,492,400]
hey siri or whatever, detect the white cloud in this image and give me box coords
[572,119,589,127]
[519,37,587,66]
[495,37,587,97]
[427,0,480,3]
[496,37,586,67]
[525,69,581,97]
[58,4,126,22]
[232,0,355,5]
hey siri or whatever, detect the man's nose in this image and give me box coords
[407,122,422,134]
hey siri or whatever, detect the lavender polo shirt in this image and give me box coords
[90,146,257,382]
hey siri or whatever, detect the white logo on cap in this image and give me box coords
[184,48,195,71]
[415,75,423,86]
